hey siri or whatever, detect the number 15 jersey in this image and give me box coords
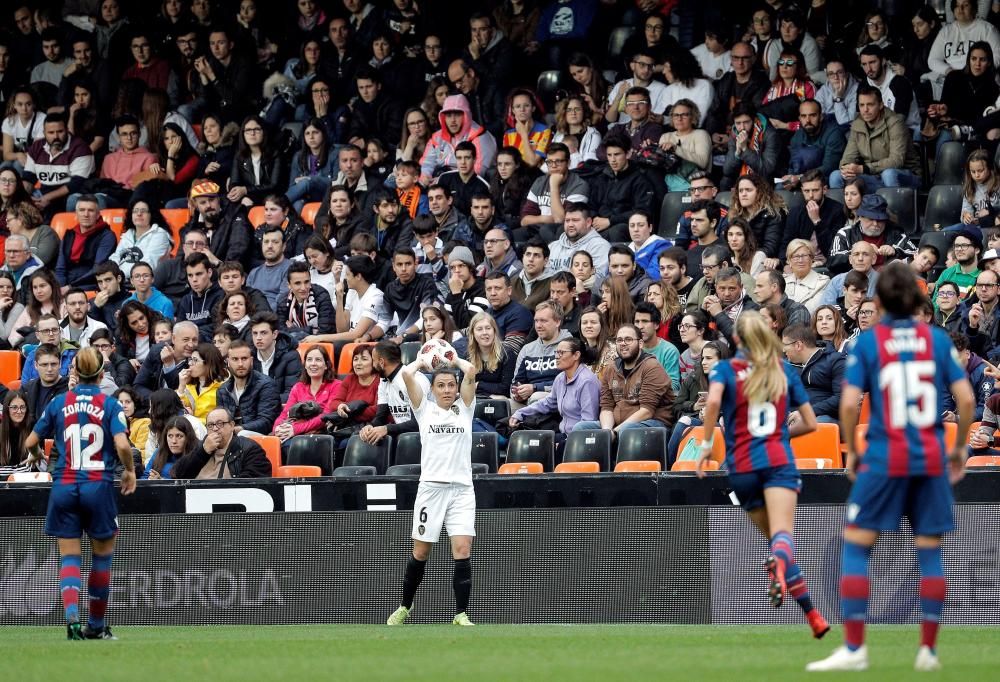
[845,317,965,478]
[34,385,128,485]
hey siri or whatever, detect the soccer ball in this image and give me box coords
[418,339,458,370]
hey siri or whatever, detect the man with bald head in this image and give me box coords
[134,321,200,397]
[446,58,505,138]
[477,228,521,278]
[819,241,880,307]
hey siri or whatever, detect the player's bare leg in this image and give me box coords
[57,539,84,640]
[388,540,432,625]
[450,535,474,626]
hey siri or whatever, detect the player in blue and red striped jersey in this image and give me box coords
[24,348,136,641]
[696,311,830,639]
[808,262,974,673]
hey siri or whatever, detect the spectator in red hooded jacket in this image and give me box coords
[419,94,497,185]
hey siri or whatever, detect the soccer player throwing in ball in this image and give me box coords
[808,263,974,672]
[696,311,830,638]
[387,352,478,626]
[24,348,137,640]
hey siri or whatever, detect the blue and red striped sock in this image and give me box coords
[770,531,815,613]
[87,553,112,631]
[840,541,872,651]
[59,554,82,624]
[917,546,946,653]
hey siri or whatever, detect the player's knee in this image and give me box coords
[412,542,431,561]
[843,527,877,547]
[914,535,942,549]
[451,538,472,560]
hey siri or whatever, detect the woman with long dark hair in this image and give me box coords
[272,344,342,442]
[65,80,107,155]
[9,269,64,348]
[729,174,787,269]
[147,122,200,203]
[109,198,172,278]
[144,415,198,479]
[316,185,364,259]
[144,388,207,463]
[489,147,535,233]
[579,306,616,380]
[0,390,36,478]
[195,113,239,188]
[228,115,286,205]
[398,107,431,162]
[566,52,609,125]
[176,343,228,424]
[286,118,337,212]
[726,218,767,277]
[667,339,729,466]
[420,305,467,358]
[303,233,338,301]
[502,89,550,169]
[115,300,160,366]
[113,386,149,457]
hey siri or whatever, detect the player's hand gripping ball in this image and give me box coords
[418,339,458,370]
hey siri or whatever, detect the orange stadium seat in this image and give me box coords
[796,458,835,469]
[248,205,266,227]
[554,461,599,474]
[50,212,76,239]
[670,460,720,472]
[100,208,126,239]
[676,426,726,464]
[791,423,843,468]
[299,342,335,364]
[498,462,543,475]
[337,343,361,376]
[161,208,190,255]
[245,434,282,474]
[614,460,661,473]
[301,202,321,226]
[0,350,22,386]
[6,380,20,390]
[967,455,1000,468]
[276,465,322,478]
[7,472,53,482]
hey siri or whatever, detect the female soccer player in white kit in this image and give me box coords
[387,354,478,626]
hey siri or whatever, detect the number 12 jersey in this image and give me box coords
[845,317,965,477]
[34,385,128,485]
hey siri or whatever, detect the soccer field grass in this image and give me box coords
[6,624,999,681]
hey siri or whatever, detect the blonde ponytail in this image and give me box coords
[737,311,787,404]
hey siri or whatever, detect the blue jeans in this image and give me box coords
[572,419,665,432]
[829,168,920,192]
[816,415,839,424]
[285,175,330,213]
[667,417,702,467]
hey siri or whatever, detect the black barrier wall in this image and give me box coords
[1,505,998,626]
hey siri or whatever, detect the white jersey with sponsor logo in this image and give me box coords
[414,394,474,486]
[378,367,430,424]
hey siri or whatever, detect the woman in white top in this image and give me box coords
[109,199,173,278]
[784,239,831,314]
[551,95,601,169]
[302,233,340,301]
[658,98,712,192]
[725,218,767,277]
[1,88,45,170]
[386,354,478,627]
[662,53,715,128]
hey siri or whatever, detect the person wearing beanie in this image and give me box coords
[443,245,488,330]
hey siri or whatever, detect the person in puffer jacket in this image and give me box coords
[419,94,497,184]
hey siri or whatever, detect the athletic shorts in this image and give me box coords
[412,481,476,543]
[846,472,954,536]
[727,464,802,512]
[45,481,119,540]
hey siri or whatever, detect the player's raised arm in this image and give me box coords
[400,359,427,410]
[455,358,477,407]
[948,377,975,484]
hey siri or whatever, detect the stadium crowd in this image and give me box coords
[4,0,1000,479]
